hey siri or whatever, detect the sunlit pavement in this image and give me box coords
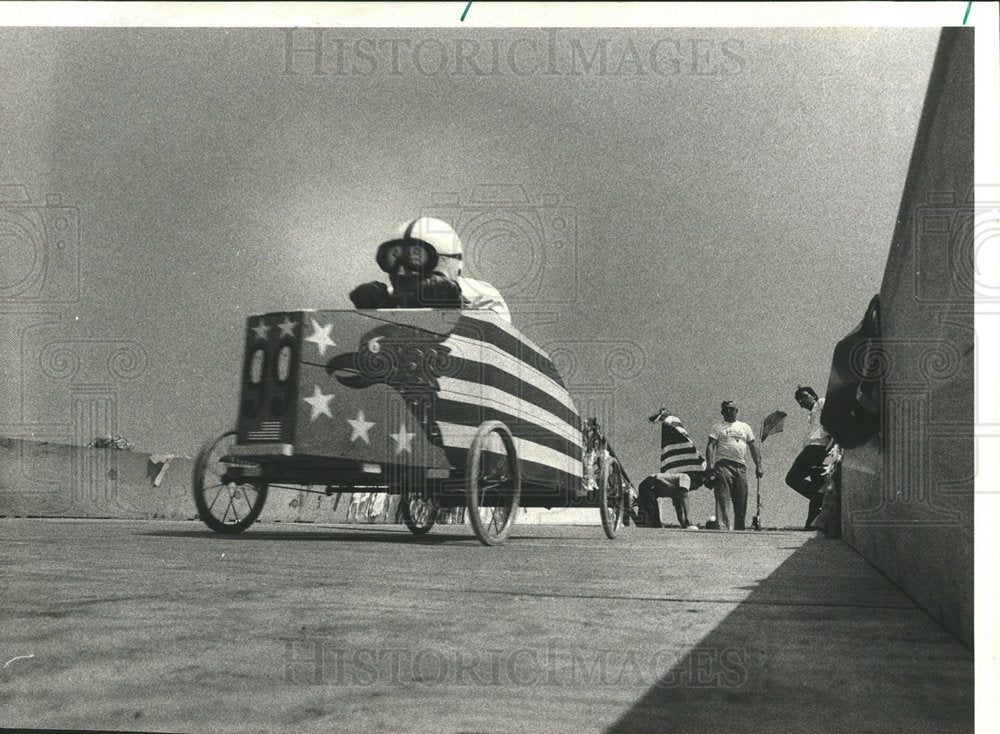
[1,518,973,733]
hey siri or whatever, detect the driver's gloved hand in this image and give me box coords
[350,281,394,309]
[413,275,462,308]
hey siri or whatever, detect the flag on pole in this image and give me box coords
[654,411,706,474]
[760,410,787,443]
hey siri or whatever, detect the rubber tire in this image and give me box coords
[599,455,625,539]
[192,431,268,534]
[465,420,521,546]
[400,485,437,535]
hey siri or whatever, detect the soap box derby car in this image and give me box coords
[192,308,626,545]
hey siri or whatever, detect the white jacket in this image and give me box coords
[458,276,511,323]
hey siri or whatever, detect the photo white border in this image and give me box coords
[2,0,996,728]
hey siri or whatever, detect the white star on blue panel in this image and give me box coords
[277,316,297,338]
[304,317,336,358]
[251,320,270,340]
[347,409,376,444]
[303,385,334,421]
[390,421,415,455]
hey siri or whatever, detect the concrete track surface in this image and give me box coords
[1,518,973,733]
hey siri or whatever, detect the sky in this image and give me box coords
[0,16,945,528]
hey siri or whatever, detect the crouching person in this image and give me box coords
[636,469,711,529]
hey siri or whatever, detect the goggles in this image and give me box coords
[376,238,461,274]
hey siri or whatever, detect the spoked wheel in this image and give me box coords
[400,485,438,535]
[465,420,521,546]
[599,454,625,539]
[192,431,268,534]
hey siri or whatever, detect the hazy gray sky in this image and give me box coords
[1,25,941,527]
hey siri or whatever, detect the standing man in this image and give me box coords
[706,400,763,530]
[785,386,835,529]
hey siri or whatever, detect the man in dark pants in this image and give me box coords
[785,386,835,529]
[706,401,764,530]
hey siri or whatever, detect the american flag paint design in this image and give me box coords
[237,310,583,495]
[658,413,706,474]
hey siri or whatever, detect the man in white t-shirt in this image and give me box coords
[706,400,763,530]
[785,386,835,529]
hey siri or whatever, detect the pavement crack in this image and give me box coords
[423,587,918,611]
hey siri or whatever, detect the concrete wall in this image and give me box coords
[0,437,604,526]
[0,437,198,520]
[839,28,974,648]
[0,437,404,524]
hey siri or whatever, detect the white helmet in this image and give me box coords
[398,216,462,256]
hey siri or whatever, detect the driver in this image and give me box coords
[350,217,511,323]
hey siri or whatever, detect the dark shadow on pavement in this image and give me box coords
[604,537,973,734]
[139,527,476,545]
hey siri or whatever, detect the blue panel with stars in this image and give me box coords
[237,311,304,444]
